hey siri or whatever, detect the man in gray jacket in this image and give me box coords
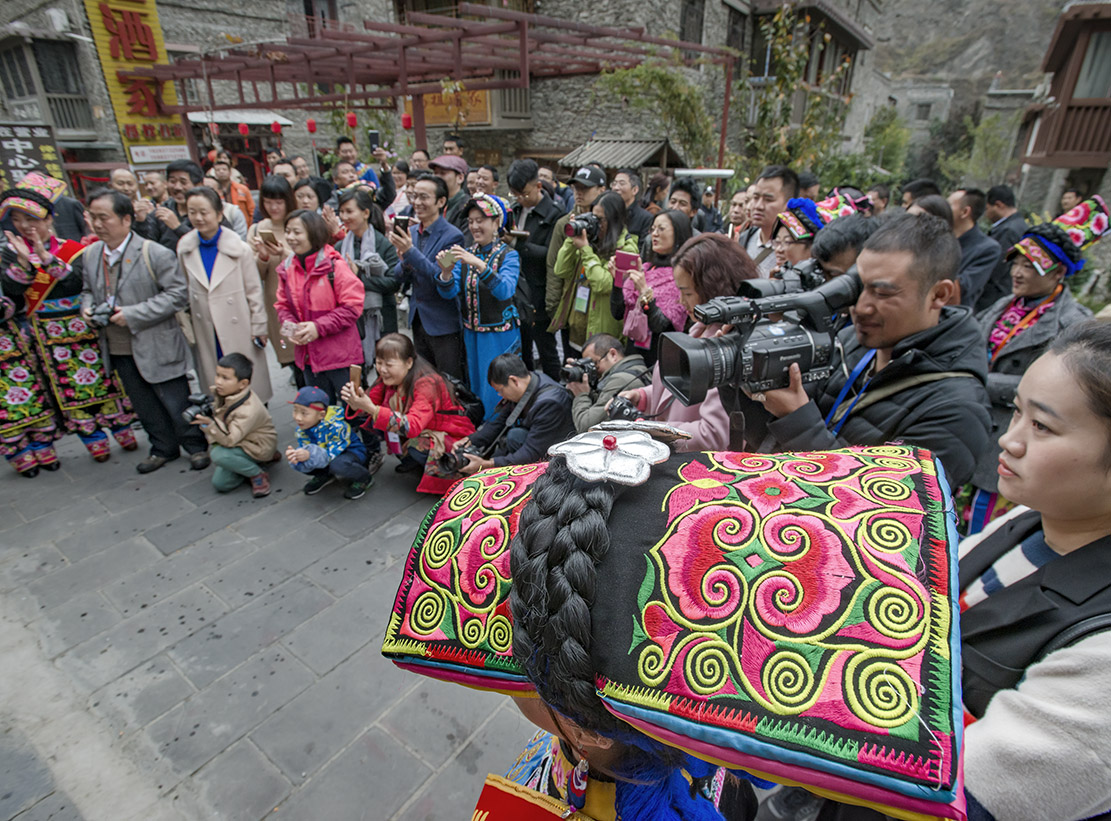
[568,333,651,432]
[82,190,209,474]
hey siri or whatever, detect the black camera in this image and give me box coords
[438,445,479,475]
[659,271,862,405]
[564,212,601,242]
[739,258,829,299]
[607,395,641,422]
[181,393,216,424]
[87,302,115,329]
[561,357,598,388]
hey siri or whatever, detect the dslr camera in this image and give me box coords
[561,357,598,388]
[564,212,601,242]
[181,393,216,424]
[87,302,116,329]
[438,445,480,475]
[659,270,862,405]
[606,395,641,422]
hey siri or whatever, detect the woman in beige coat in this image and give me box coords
[178,187,272,404]
[247,175,296,370]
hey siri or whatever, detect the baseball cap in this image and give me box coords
[428,154,469,177]
[570,166,607,189]
[289,386,329,409]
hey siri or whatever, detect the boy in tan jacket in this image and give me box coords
[190,352,278,497]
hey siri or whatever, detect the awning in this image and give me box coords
[754,1,874,51]
[186,110,293,126]
[559,138,687,171]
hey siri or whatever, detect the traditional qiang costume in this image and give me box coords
[0,174,135,476]
[383,422,969,821]
[435,193,522,418]
[961,195,1108,535]
[775,191,862,246]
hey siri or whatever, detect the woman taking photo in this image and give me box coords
[964,201,1104,534]
[608,209,693,368]
[274,209,364,403]
[293,177,343,243]
[434,193,521,418]
[178,186,272,402]
[616,233,758,451]
[248,175,296,374]
[550,191,637,352]
[336,188,400,363]
[340,333,475,494]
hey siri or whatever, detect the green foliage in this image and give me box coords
[937,112,1021,189]
[735,7,854,182]
[811,151,897,192]
[906,105,976,185]
[593,59,717,165]
[863,106,909,176]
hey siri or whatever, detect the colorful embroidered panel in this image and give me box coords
[382,463,544,691]
[593,447,962,817]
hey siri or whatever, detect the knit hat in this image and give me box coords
[0,172,66,221]
[289,386,329,409]
[463,193,511,230]
[775,197,827,241]
[1008,194,1109,277]
[382,424,966,820]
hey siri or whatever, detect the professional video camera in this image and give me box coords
[564,212,601,242]
[739,258,828,299]
[659,270,862,405]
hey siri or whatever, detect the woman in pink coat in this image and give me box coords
[274,209,364,403]
[616,233,759,451]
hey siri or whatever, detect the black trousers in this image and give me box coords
[113,355,207,459]
[412,315,465,383]
[520,309,561,380]
[301,364,349,405]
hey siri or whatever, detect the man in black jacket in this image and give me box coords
[456,354,573,473]
[757,213,992,489]
[508,159,565,380]
[947,187,1002,308]
[976,184,1027,312]
[611,168,653,246]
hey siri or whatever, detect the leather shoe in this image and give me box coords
[189,451,211,470]
[136,454,178,474]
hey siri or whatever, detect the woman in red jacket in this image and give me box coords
[341,333,475,494]
[274,209,364,402]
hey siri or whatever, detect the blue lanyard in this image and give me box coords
[824,348,877,436]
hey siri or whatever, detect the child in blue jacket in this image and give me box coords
[285,386,371,499]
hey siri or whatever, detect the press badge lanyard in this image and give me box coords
[824,348,877,437]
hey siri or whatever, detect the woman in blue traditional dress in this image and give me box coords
[434,193,521,418]
[0,173,136,477]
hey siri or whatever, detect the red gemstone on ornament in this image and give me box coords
[602,435,618,451]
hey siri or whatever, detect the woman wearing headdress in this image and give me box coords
[961,196,1106,535]
[434,192,522,418]
[0,173,136,476]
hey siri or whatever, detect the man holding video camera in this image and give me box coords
[754,213,991,488]
[567,333,651,432]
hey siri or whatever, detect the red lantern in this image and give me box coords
[271,121,282,134]
[345,112,357,128]
[306,118,317,134]
[401,112,413,130]
[237,122,249,136]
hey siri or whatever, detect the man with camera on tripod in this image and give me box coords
[751,213,992,489]
[567,333,651,432]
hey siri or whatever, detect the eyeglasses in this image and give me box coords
[410,192,435,203]
[772,239,805,250]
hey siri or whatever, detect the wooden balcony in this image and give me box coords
[1026,99,1111,168]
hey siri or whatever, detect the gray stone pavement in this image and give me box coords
[0,368,536,821]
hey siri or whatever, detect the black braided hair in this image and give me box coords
[0,187,54,218]
[1023,222,1083,264]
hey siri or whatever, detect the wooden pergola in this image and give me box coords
[126,4,736,166]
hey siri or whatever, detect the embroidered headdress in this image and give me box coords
[465,193,511,230]
[1007,195,1108,277]
[776,198,827,241]
[382,424,967,820]
[0,172,66,221]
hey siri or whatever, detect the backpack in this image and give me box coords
[441,372,486,427]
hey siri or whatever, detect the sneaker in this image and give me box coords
[189,451,211,470]
[137,454,178,474]
[366,442,384,476]
[303,474,334,495]
[19,466,40,479]
[343,477,373,500]
[250,470,271,498]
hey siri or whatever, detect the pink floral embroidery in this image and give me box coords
[67,318,88,334]
[738,472,807,517]
[666,459,735,520]
[660,504,753,621]
[0,337,13,352]
[5,386,32,405]
[1067,227,1086,248]
[77,348,99,364]
[73,367,99,386]
[44,321,65,338]
[779,452,862,481]
[53,347,70,361]
[1056,202,1090,226]
[1094,212,1109,235]
[8,366,30,382]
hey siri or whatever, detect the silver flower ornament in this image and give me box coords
[548,429,672,486]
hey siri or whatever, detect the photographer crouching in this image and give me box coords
[565,332,651,432]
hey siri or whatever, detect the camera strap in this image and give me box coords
[481,376,553,458]
[824,348,877,436]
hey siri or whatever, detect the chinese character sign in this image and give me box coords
[0,123,64,193]
[83,0,186,163]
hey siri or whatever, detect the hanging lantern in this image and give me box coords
[345,112,357,128]
[270,121,282,135]
[237,122,249,136]
[306,118,317,134]
[401,112,413,130]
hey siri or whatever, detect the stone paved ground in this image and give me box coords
[0,366,535,821]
